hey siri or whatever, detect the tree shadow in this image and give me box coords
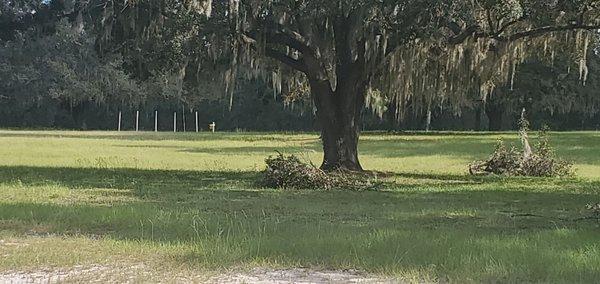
[358,132,600,165]
[0,166,258,195]
[0,131,319,143]
[4,130,597,166]
[1,185,597,242]
[1,165,599,281]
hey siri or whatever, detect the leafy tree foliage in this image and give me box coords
[0,18,144,127]
[483,48,600,130]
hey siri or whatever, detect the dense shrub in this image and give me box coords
[470,121,573,177]
[263,153,380,190]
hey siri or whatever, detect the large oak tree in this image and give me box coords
[80,0,600,170]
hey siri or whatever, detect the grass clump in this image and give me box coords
[263,153,379,190]
[586,203,600,216]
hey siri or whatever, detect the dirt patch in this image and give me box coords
[0,266,395,283]
[0,266,113,283]
[211,268,395,283]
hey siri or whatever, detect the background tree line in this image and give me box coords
[1,0,599,132]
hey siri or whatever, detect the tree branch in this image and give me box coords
[269,31,316,58]
[450,22,600,45]
[241,33,309,73]
[499,24,600,42]
[264,48,309,73]
[250,20,319,60]
[448,25,481,44]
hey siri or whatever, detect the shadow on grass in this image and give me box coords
[3,131,598,167]
[104,134,600,167]
[359,132,600,166]
[0,130,526,141]
[0,165,258,191]
[115,144,319,155]
[1,165,600,281]
[1,183,597,240]
[0,131,318,143]
[111,138,493,161]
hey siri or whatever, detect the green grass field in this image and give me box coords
[1,130,599,282]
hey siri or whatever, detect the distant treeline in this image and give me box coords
[1,89,598,132]
[1,3,598,132]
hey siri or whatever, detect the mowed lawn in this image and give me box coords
[0,130,599,282]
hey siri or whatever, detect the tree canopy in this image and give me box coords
[91,1,599,107]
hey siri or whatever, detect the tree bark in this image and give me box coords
[474,100,483,131]
[425,107,432,132]
[257,13,369,171]
[310,78,366,172]
[486,104,503,131]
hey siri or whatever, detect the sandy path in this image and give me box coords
[0,266,396,283]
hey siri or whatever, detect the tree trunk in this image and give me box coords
[425,107,432,132]
[296,16,369,172]
[486,105,503,131]
[474,100,483,131]
[310,78,365,172]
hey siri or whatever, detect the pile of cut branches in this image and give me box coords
[470,110,573,177]
[263,153,380,190]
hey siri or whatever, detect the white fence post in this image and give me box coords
[154,111,158,132]
[118,111,122,132]
[195,111,199,133]
[135,111,140,132]
[173,112,177,133]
